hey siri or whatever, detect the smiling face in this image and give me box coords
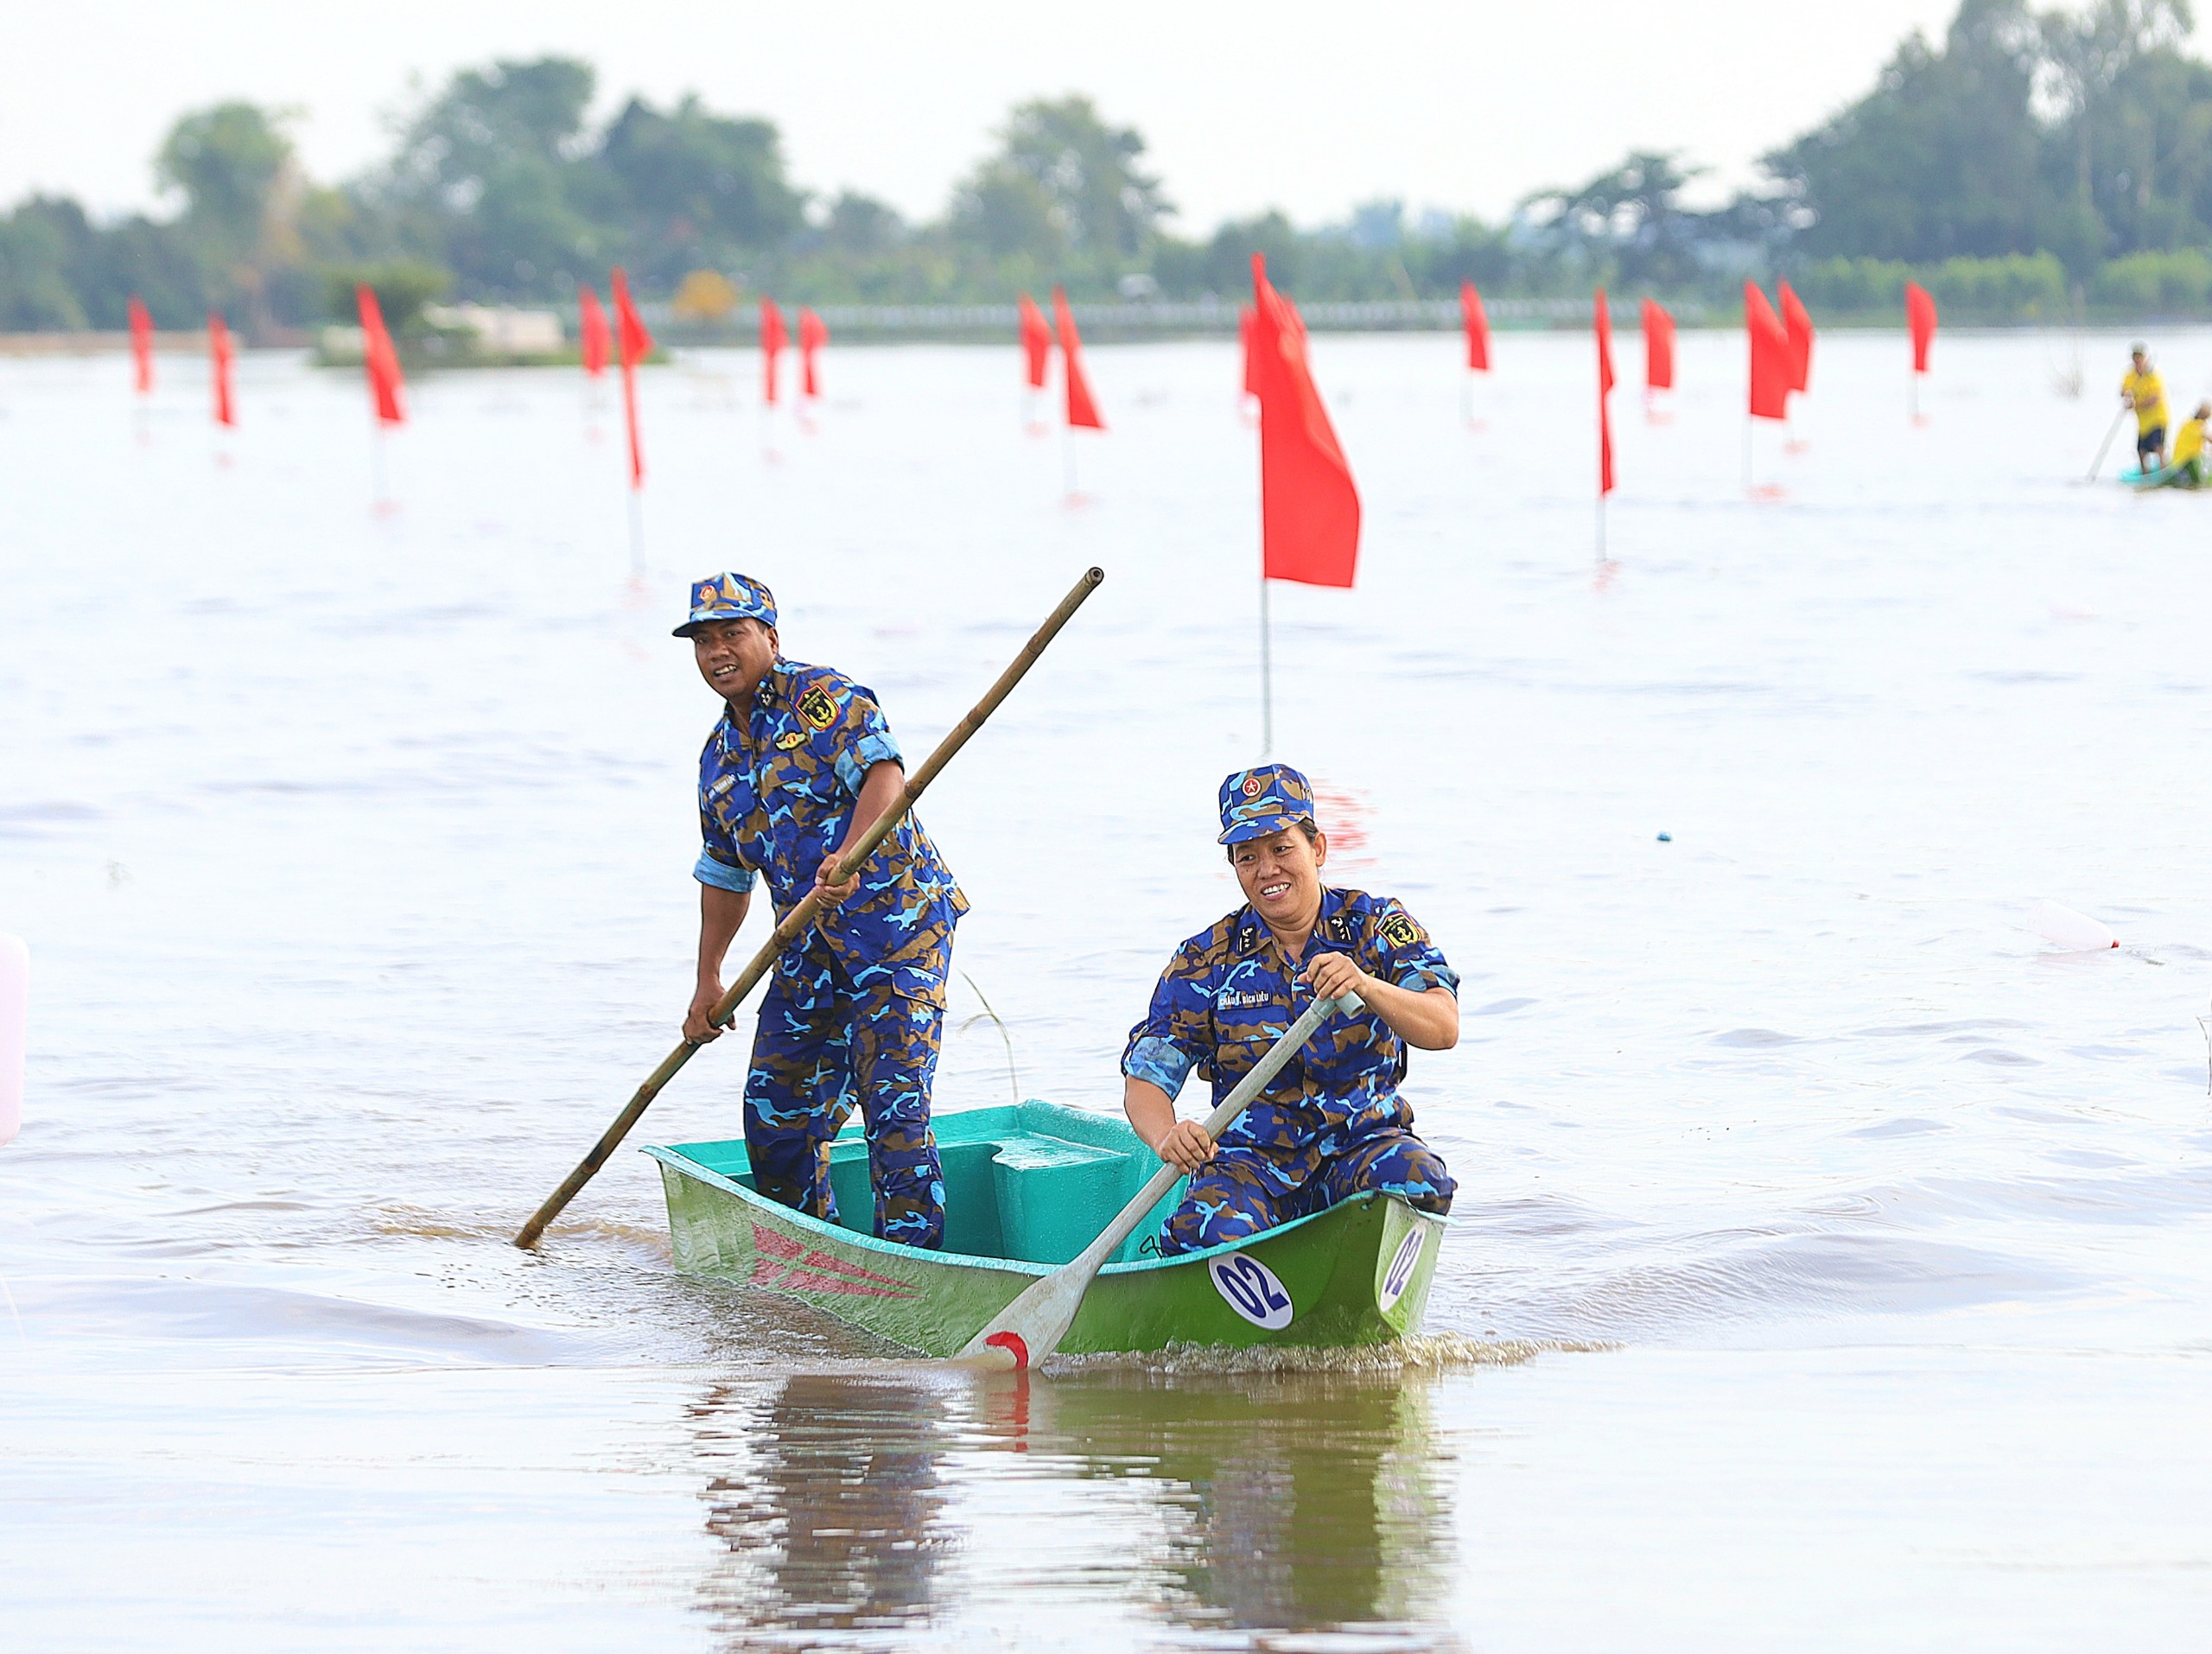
[1230,823,1328,937]
[692,617,779,706]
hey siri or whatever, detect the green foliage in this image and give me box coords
[2090,245,2212,305]
[157,102,296,258]
[1923,251,2070,315]
[947,97,1170,289]
[597,95,805,279]
[377,58,602,296]
[153,101,308,327]
[319,261,451,332]
[0,195,203,328]
[1792,251,2069,317]
[0,197,94,328]
[1770,1,2047,261]
[1791,257,1914,311]
[1522,151,1720,289]
[1768,0,2212,279]
[30,16,2212,333]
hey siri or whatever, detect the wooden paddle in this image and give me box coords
[2085,404,2131,482]
[514,565,1106,1250]
[956,989,1364,1370]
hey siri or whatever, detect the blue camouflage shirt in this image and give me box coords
[1121,887,1458,1194]
[696,658,967,1002]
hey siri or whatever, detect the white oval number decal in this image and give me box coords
[1209,1251,1295,1330]
[1379,1229,1427,1312]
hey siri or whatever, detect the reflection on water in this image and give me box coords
[692,1375,955,1646]
[1049,1370,1459,1642]
[689,1367,1458,1651]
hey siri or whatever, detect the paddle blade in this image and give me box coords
[957,1268,1093,1370]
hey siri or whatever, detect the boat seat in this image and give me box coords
[988,1131,1129,1266]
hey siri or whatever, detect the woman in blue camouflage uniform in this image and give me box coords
[678,573,966,1250]
[1121,764,1458,1256]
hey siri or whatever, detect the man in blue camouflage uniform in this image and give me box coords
[1121,764,1459,1256]
[678,573,966,1250]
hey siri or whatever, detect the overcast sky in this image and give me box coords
[3,1,2093,230]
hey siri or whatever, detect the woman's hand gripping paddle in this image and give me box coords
[514,566,1105,1250]
[955,990,1363,1371]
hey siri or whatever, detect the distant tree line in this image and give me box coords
[6,1,2212,335]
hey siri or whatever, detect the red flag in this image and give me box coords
[610,267,652,487]
[1051,286,1104,431]
[760,298,788,404]
[207,314,235,428]
[1017,292,1052,390]
[1239,306,1260,399]
[354,283,406,427]
[612,269,653,364]
[1596,289,1617,497]
[1745,283,1790,422]
[1905,282,1937,374]
[1459,281,1491,372]
[1250,255,1359,588]
[578,285,609,379]
[798,307,828,398]
[128,296,154,394]
[1642,298,1675,391]
[1778,280,1815,396]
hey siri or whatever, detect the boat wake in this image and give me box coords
[1046,1332,1611,1375]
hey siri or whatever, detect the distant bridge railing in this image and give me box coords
[785,296,1701,338]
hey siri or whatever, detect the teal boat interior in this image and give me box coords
[661,1100,1186,1267]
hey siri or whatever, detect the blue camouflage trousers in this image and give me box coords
[744,938,948,1250]
[1160,1129,1453,1256]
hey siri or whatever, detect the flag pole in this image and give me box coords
[1258,573,1274,757]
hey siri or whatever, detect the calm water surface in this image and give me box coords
[3,328,2211,1649]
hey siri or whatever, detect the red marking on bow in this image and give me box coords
[747,1222,920,1297]
[751,1222,805,1260]
[985,1331,1030,1369]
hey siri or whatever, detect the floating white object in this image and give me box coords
[2030,900,2119,952]
[0,933,23,1146]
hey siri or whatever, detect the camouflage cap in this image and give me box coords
[1217,763,1318,845]
[674,572,778,638]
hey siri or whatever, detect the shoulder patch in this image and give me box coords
[775,729,807,750]
[795,684,839,731]
[1377,911,1424,950]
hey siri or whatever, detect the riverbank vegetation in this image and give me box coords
[6,0,2212,336]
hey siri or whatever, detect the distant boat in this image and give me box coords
[646,1100,1446,1358]
[2120,463,2203,491]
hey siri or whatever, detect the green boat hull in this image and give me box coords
[645,1100,1446,1358]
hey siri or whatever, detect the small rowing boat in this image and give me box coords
[645,1100,1446,1358]
[2120,464,2202,489]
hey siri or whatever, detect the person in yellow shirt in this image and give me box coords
[2122,344,2168,474]
[2147,399,2209,488]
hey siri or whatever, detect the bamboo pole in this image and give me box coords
[514,564,1107,1248]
